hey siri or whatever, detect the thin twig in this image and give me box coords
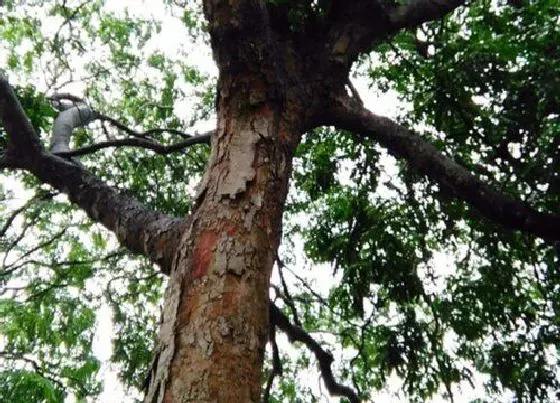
[269,302,360,403]
[0,352,66,392]
[56,132,212,158]
[98,113,207,140]
[276,258,303,327]
[262,324,282,402]
[0,191,54,238]
[346,79,363,106]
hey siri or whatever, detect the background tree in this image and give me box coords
[1,0,560,402]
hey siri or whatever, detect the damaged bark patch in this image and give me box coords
[192,231,219,279]
[217,129,258,198]
[217,112,272,199]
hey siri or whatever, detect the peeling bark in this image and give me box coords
[145,102,297,402]
[142,9,320,397]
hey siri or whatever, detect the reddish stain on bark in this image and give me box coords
[226,223,238,236]
[192,231,218,279]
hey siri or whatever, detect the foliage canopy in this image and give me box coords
[1,1,559,402]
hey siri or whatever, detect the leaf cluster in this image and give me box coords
[274,1,560,401]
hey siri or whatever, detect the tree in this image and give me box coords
[1,0,559,401]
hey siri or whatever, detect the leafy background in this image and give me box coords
[1,1,559,402]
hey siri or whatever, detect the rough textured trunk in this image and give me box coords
[144,73,301,401]
[138,2,478,401]
[143,2,318,400]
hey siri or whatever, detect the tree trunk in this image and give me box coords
[141,2,328,400]
[144,73,300,401]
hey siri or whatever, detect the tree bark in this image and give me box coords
[143,1,320,399]
[144,82,299,402]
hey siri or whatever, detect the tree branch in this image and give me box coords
[97,113,201,140]
[55,132,211,158]
[44,93,212,157]
[0,191,54,238]
[0,84,42,167]
[327,93,560,241]
[276,258,303,328]
[47,93,86,104]
[325,0,466,65]
[0,74,183,273]
[0,352,67,393]
[2,227,70,273]
[386,0,468,33]
[262,322,282,402]
[269,303,360,403]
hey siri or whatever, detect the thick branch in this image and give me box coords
[327,94,560,241]
[325,0,466,65]
[385,0,467,33]
[0,80,42,165]
[50,103,97,154]
[56,132,211,158]
[0,74,183,273]
[269,303,360,403]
